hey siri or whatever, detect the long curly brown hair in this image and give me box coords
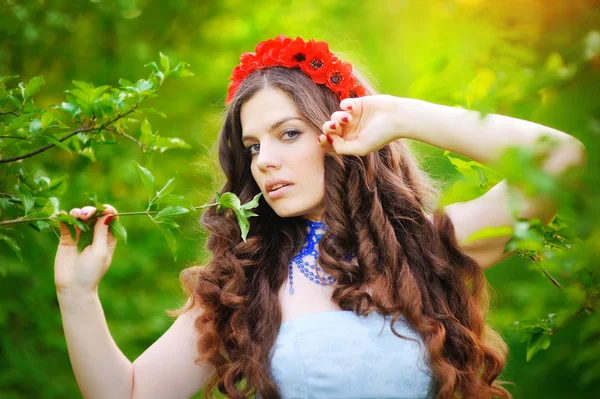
[167,65,511,399]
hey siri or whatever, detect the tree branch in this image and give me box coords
[0,109,19,117]
[0,106,138,164]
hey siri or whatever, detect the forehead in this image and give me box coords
[240,88,301,134]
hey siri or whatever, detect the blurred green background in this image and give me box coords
[1,0,599,398]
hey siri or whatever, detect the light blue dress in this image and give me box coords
[256,219,436,398]
[258,309,436,399]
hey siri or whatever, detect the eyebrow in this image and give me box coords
[241,117,304,143]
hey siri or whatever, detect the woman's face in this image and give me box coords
[240,88,326,221]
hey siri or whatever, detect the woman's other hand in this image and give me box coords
[319,94,420,156]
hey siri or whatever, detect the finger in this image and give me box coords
[58,211,77,246]
[317,133,335,153]
[100,204,119,219]
[330,111,352,126]
[92,204,119,253]
[326,133,367,156]
[78,206,97,221]
[321,119,341,136]
[340,97,362,114]
[66,208,83,241]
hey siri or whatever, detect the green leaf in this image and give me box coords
[144,61,160,73]
[41,111,56,130]
[526,332,552,361]
[80,146,96,162]
[140,118,154,138]
[14,185,35,216]
[50,101,80,118]
[72,80,94,92]
[29,117,43,135]
[39,197,60,217]
[234,210,250,242]
[216,192,241,211]
[134,79,153,93]
[133,161,155,202]
[153,136,191,152]
[170,61,194,78]
[465,225,514,243]
[0,233,22,261]
[77,227,94,253]
[6,114,31,134]
[158,224,178,261]
[118,78,134,87]
[156,177,176,199]
[0,75,19,84]
[108,218,127,244]
[54,212,86,241]
[90,85,111,102]
[159,52,170,72]
[240,192,263,210]
[0,197,12,210]
[154,218,180,229]
[39,135,72,156]
[155,206,189,219]
[22,76,45,102]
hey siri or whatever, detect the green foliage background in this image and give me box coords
[1,0,599,398]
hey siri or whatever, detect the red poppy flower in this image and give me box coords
[226,35,366,104]
[256,35,292,67]
[300,39,337,84]
[230,64,248,83]
[278,37,307,68]
[226,81,240,103]
[339,81,366,100]
[326,60,353,92]
[240,52,261,75]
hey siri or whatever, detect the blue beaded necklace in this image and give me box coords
[288,218,354,295]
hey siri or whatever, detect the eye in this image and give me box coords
[244,129,301,156]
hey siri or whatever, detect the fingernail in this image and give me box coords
[104,215,114,226]
[326,135,333,144]
[342,116,348,123]
[347,103,353,110]
[329,122,336,129]
[79,210,87,216]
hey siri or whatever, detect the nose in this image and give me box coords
[255,141,282,173]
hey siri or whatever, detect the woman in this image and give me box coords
[54,35,587,399]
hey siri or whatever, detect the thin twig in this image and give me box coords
[0,135,32,140]
[551,302,595,335]
[529,255,565,291]
[0,202,216,226]
[105,126,147,150]
[0,109,19,116]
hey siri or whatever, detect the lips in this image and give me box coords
[269,183,290,192]
[268,184,293,200]
[265,178,294,193]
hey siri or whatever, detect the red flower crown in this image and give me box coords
[225,35,366,104]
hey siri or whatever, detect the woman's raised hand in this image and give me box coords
[54,204,119,294]
[318,94,415,156]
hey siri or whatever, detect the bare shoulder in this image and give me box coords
[131,299,214,399]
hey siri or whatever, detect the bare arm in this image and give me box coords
[132,303,214,399]
[57,289,134,399]
[56,205,214,398]
[58,291,214,399]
